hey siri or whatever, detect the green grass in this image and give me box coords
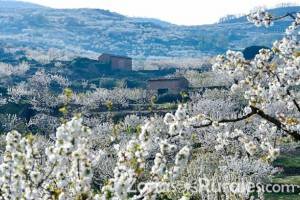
[272,176,300,185]
[156,103,177,110]
[264,149,300,199]
[274,154,300,168]
[265,193,300,200]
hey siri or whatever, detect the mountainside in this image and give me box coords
[0,1,299,57]
[0,0,45,9]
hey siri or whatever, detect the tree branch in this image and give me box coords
[287,89,300,113]
[193,106,300,141]
[193,109,257,129]
[251,106,300,141]
[272,71,300,113]
[272,12,297,21]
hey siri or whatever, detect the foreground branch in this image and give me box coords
[193,109,257,129]
[251,106,300,141]
[272,12,297,21]
[287,89,300,113]
[193,106,300,141]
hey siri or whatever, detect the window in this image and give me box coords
[158,88,169,95]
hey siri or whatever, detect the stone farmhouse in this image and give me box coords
[148,77,189,95]
[98,53,132,71]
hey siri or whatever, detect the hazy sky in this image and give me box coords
[21,0,298,25]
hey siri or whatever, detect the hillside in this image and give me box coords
[0,0,45,8]
[0,1,299,57]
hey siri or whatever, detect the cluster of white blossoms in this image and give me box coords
[0,131,40,199]
[214,129,240,151]
[101,105,194,199]
[0,61,30,78]
[100,118,153,199]
[214,126,280,162]
[286,13,300,35]
[247,8,273,27]
[213,10,300,136]
[0,117,101,200]
[44,117,96,199]
[104,137,148,199]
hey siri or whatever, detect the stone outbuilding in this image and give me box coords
[98,53,132,71]
[148,77,189,95]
